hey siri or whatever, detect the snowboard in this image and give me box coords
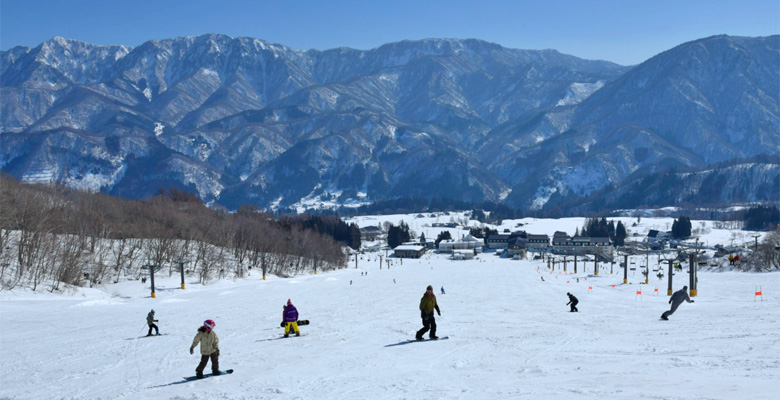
[184,369,233,381]
[281,332,307,338]
[279,319,310,328]
[408,336,449,343]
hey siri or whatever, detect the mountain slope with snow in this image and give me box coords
[1,34,778,211]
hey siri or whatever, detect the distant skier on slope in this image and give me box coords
[566,292,579,312]
[416,285,441,340]
[190,319,221,379]
[282,299,301,338]
[146,309,159,336]
[441,286,445,294]
[661,286,694,320]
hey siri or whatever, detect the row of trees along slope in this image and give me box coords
[0,174,354,292]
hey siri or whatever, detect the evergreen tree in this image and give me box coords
[348,223,361,250]
[387,221,411,248]
[469,226,497,238]
[671,216,692,239]
[471,209,486,222]
[743,205,780,231]
[435,231,452,248]
[615,221,627,246]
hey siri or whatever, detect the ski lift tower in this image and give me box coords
[142,264,162,298]
[751,234,761,251]
[660,252,676,295]
[174,259,189,290]
[644,237,650,285]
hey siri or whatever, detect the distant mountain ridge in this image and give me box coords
[1,34,778,212]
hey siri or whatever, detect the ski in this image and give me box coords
[184,369,233,381]
[140,333,169,338]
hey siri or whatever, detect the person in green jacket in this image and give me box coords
[416,285,441,340]
[190,319,221,378]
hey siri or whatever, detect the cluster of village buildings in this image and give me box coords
[359,226,614,260]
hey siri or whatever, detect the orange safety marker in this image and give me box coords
[584,278,588,281]
[588,286,593,293]
[635,289,643,301]
[755,286,763,302]
[653,287,659,296]
[611,285,616,288]
[567,280,570,283]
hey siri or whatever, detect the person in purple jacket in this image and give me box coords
[282,299,300,338]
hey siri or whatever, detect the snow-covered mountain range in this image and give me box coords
[1,34,778,211]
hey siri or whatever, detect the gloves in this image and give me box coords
[690,300,694,303]
[190,348,194,355]
[437,310,441,316]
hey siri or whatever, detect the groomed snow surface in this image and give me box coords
[2,220,779,399]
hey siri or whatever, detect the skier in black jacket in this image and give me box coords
[661,286,694,320]
[146,309,159,336]
[566,292,578,312]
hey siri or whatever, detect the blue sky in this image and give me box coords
[1,0,777,65]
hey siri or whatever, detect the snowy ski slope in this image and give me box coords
[1,217,778,400]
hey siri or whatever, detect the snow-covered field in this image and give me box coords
[1,217,778,400]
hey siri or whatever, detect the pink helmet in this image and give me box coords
[203,319,215,331]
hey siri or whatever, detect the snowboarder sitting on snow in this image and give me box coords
[146,309,159,336]
[566,292,579,312]
[190,319,221,379]
[282,299,300,338]
[416,285,441,340]
[661,286,694,320]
